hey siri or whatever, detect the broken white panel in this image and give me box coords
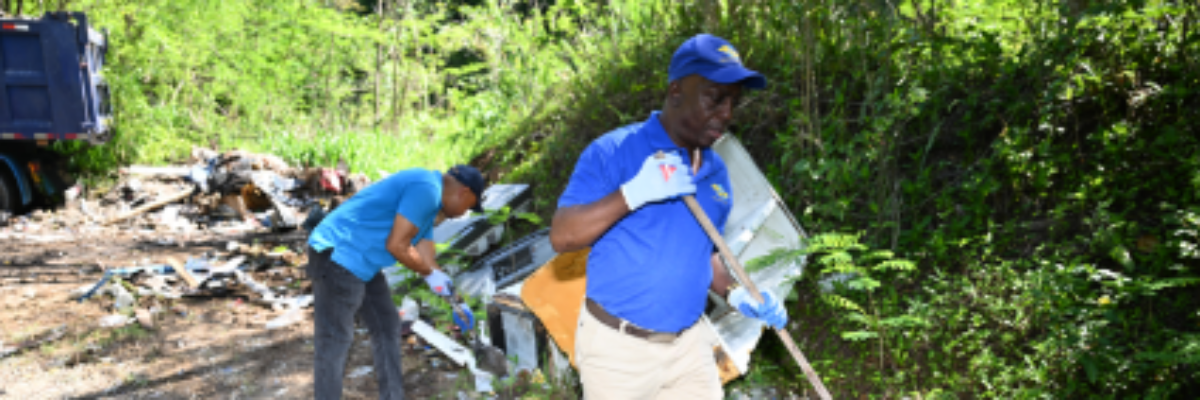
[432,184,533,265]
[412,320,473,367]
[709,135,810,378]
[454,264,497,301]
[433,214,505,263]
[410,320,495,392]
[501,311,539,375]
[479,184,531,213]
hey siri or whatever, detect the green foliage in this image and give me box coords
[37,0,1199,396]
[477,0,1199,397]
[56,0,606,178]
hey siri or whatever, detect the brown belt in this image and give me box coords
[585,298,687,344]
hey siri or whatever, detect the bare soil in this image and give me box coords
[0,228,475,400]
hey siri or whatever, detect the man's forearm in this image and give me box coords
[389,243,433,276]
[710,252,738,299]
[549,190,630,253]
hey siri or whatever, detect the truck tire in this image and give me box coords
[0,168,19,215]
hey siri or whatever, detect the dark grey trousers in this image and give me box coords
[308,247,405,400]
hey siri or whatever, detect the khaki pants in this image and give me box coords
[575,301,723,400]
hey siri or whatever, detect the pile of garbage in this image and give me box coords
[69,239,313,330]
[0,147,370,238]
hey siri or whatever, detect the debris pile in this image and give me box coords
[0,145,566,395]
[70,240,313,331]
[0,147,370,238]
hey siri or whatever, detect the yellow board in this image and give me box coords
[519,248,590,368]
[518,248,742,384]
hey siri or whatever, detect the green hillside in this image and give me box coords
[29,0,1200,397]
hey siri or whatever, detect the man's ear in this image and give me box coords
[667,80,684,108]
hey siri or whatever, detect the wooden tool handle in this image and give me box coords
[682,195,833,400]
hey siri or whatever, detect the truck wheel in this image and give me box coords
[0,168,20,215]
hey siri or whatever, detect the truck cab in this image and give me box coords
[0,12,110,214]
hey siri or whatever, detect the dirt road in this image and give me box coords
[0,228,471,399]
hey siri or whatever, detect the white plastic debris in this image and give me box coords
[347,366,373,379]
[265,308,304,330]
[99,314,132,328]
[234,271,276,302]
[410,319,495,392]
[111,283,135,311]
[398,297,419,322]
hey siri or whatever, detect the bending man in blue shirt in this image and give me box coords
[549,34,789,399]
[307,165,486,400]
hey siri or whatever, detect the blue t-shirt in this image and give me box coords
[558,112,733,333]
[309,169,442,282]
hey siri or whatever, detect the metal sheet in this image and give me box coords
[708,135,809,377]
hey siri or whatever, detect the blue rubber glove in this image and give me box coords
[729,287,789,330]
[450,301,476,333]
[620,152,696,210]
[423,269,454,296]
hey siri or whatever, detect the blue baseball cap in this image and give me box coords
[447,165,486,213]
[668,34,766,89]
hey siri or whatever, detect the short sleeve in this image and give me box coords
[558,142,616,208]
[395,181,440,242]
[419,222,434,241]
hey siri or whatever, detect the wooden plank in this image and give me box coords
[104,189,193,225]
[165,257,200,289]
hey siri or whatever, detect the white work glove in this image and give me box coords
[424,269,474,332]
[729,287,789,330]
[423,269,454,297]
[620,152,696,211]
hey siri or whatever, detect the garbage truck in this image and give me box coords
[0,12,110,214]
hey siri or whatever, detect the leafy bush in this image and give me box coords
[488,0,1200,397]
[29,0,1199,396]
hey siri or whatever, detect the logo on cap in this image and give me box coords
[717,45,741,64]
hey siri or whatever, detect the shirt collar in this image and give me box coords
[643,111,720,180]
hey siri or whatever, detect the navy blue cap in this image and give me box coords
[668,34,766,89]
[447,165,486,213]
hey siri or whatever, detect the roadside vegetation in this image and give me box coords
[23,0,1199,397]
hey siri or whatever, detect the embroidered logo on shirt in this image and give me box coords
[660,163,678,182]
[712,183,730,203]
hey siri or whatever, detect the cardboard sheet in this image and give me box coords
[519,249,589,367]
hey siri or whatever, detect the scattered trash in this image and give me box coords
[411,319,497,393]
[398,297,420,322]
[135,308,155,329]
[0,150,567,391]
[347,366,374,379]
[0,325,66,359]
[264,308,304,330]
[99,315,132,328]
[111,281,135,311]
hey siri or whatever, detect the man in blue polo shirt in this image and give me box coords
[307,165,485,400]
[549,34,789,399]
